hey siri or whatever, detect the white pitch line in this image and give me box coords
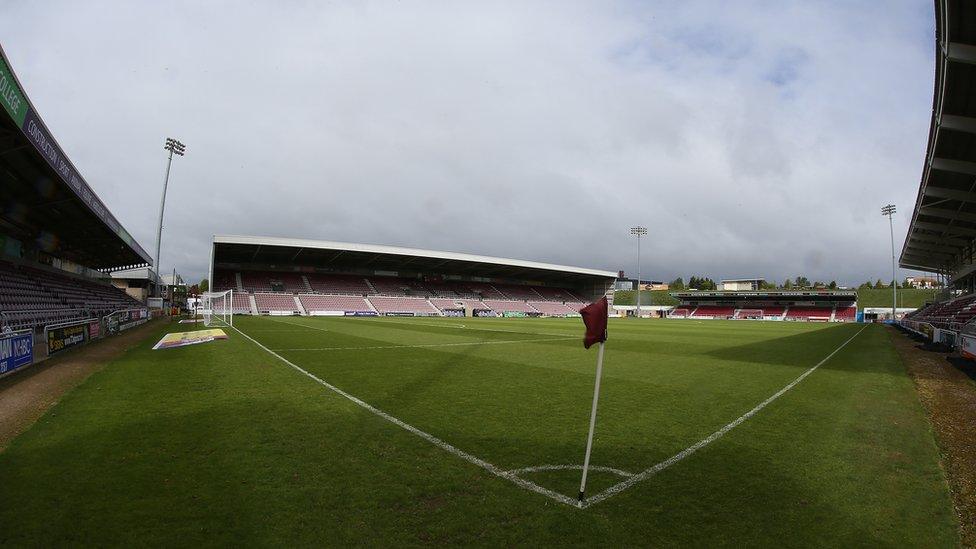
[507,464,634,479]
[272,336,575,352]
[230,324,580,508]
[236,319,866,509]
[346,317,573,338]
[267,317,329,332]
[579,325,868,508]
[244,329,316,333]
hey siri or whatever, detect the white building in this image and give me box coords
[720,278,765,291]
[905,276,940,289]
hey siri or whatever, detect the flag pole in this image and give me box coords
[578,340,606,503]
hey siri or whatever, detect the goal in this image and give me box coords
[202,290,234,327]
[735,308,764,320]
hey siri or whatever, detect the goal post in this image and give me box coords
[735,308,764,320]
[202,290,234,327]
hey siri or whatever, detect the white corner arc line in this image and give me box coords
[579,325,868,508]
[507,464,634,478]
[230,324,582,508]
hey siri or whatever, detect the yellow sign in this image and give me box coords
[153,329,228,350]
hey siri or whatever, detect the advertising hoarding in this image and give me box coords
[47,323,88,355]
[0,331,33,376]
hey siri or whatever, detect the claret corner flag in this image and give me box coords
[580,296,608,349]
[577,295,609,504]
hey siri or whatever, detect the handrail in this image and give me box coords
[102,307,148,322]
[44,317,97,332]
[1,308,88,316]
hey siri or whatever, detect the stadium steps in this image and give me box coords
[300,275,313,293]
[364,278,378,294]
[365,298,378,314]
[293,295,307,315]
[248,294,258,315]
[830,306,837,322]
[235,272,244,291]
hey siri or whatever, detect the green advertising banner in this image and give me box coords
[0,56,27,126]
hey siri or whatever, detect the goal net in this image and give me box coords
[736,309,764,319]
[202,290,234,327]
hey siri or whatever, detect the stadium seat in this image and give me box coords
[299,294,373,313]
[241,271,307,293]
[428,298,491,312]
[368,296,439,315]
[464,283,508,300]
[253,293,300,313]
[784,307,834,321]
[0,261,143,331]
[492,284,543,301]
[834,306,857,321]
[529,286,578,301]
[231,293,253,314]
[482,300,538,314]
[527,301,576,316]
[904,294,976,329]
[306,274,371,295]
[690,306,735,319]
[368,277,433,297]
[212,270,239,292]
[421,282,483,299]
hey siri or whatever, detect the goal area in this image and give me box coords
[202,290,234,327]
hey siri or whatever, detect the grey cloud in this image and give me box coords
[0,0,934,286]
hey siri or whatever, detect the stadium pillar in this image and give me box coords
[154,138,186,297]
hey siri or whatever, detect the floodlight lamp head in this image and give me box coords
[164,137,187,156]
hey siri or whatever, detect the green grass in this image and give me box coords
[0,317,958,546]
[856,288,939,309]
[612,289,678,306]
[615,288,939,311]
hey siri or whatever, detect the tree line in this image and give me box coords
[665,277,934,291]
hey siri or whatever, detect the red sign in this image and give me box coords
[88,319,100,340]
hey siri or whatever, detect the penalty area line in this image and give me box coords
[229,323,582,508]
[271,336,575,352]
[579,325,868,508]
[266,317,330,332]
[347,316,573,338]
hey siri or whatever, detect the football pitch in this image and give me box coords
[0,317,959,546]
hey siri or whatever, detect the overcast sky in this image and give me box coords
[1,1,935,286]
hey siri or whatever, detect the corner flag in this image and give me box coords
[578,296,609,503]
[580,296,608,349]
